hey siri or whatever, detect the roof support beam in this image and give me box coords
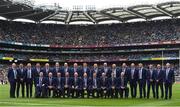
[153,5,173,17]
[100,11,124,22]
[65,11,73,24]
[127,8,148,20]
[39,11,59,22]
[124,8,147,19]
[83,12,96,24]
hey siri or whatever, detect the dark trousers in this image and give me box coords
[16,80,25,98]
[147,81,155,98]
[71,88,82,98]
[120,87,129,98]
[82,88,90,98]
[26,79,33,98]
[55,88,64,97]
[35,86,47,98]
[165,82,173,99]
[47,87,55,97]
[92,88,101,98]
[156,81,164,99]
[9,81,16,98]
[130,80,137,98]
[64,87,70,97]
[100,88,107,98]
[138,79,146,98]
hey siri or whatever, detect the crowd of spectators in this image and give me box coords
[0,19,180,45]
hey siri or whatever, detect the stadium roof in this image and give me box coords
[1,0,180,24]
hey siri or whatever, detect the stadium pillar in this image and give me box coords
[161,51,164,69]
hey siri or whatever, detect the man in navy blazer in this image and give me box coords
[129,63,138,98]
[8,63,17,98]
[34,72,47,98]
[81,73,91,98]
[64,72,72,98]
[61,63,71,77]
[164,63,175,100]
[107,72,119,98]
[147,64,156,99]
[91,63,102,78]
[46,72,56,97]
[71,63,80,78]
[52,62,61,77]
[80,63,90,78]
[71,72,82,98]
[54,72,65,98]
[100,73,108,98]
[119,72,129,98]
[101,63,111,78]
[120,63,130,81]
[138,63,147,98]
[16,63,26,98]
[42,63,52,77]
[90,73,101,98]
[25,63,34,98]
[32,63,42,87]
[155,64,164,99]
[110,64,120,78]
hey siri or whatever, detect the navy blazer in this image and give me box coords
[91,68,102,78]
[164,68,175,84]
[46,77,56,86]
[79,67,91,78]
[52,67,61,77]
[70,67,80,77]
[119,68,130,80]
[71,77,82,88]
[89,78,101,89]
[137,68,147,80]
[109,68,121,78]
[154,69,164,83]
[82,77,91,89]
[54,77,65,88]
[100,67,111,78]
[8,68,17,83]
[146,69,156,82]
[34,77,47,87]
[107,77,119,88]
[42,67,53,77]
[24,68,35,80]
[60,67,72,77]
[129,68,138,81]
[17,68,26,81]
[119,77,128,88]
[32,67,42,78]
[100,77,108,88]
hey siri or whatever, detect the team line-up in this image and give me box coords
[8,62,175,99]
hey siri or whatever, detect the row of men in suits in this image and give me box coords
[35,71,129,98]
[8,62,175,99]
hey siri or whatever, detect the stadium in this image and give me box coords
[0,0,180,106]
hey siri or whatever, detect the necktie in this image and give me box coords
[58,78,61,87]
[84,78,87,87]
[14,69,17,79]
[94,79,97,87]
[121,78,124,87]
[39,77,42,86]
[166,69,169,80]
[131,69,134,79]
[139,68,142,79]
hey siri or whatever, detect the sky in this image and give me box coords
[14,0,178,10]
[7,0,179,24]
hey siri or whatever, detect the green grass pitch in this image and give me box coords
[0,83,180,107]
